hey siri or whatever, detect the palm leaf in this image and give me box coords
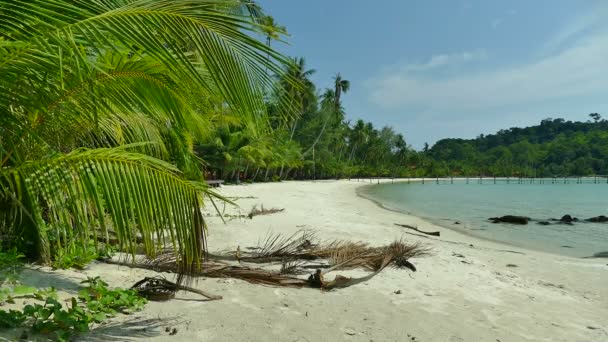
[0,144,208,273]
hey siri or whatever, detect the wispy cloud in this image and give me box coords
[540,5,608,55]
[491,18,503,29]
[367,27,608,114]
[491,8,517,29]
[400,49,487,72]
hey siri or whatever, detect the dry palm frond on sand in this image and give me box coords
[107,230,430,295]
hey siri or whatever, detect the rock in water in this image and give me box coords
[489,215,529,225]
[537,221,551,226]
[559,215,578,223]
[585,215,608,223]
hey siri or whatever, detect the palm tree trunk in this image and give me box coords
[244,162,250,179]
[289,118,298,140]
[264,168,270,181]
[302,113,331,157]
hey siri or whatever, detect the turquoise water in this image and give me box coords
[361,180,608,257]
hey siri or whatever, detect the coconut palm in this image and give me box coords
[0,0,289,273]
[333,73,350,112]
[260,15,287,48]
[280,57,316,137]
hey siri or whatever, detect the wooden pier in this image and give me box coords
[353,176,608,185]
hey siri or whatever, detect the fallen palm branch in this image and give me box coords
[103,231,430,293]
[247,204,285,219]
[395,223,441,237]
[131,276,222,301]
[227,230,318,263]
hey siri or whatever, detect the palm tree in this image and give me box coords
[0,0,289,274]
[260,15,287,48]
[259,15,286,78]
[302,89,337,157]
[333,73,350,112]
[279,57,316,139]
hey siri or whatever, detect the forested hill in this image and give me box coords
[426,116,608,177]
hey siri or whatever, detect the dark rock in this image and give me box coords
[454,221,461,225]
[537,221,551,226]
[561,245,573,248]
[559,215,578,223]
[489,215,529,225]
[585,215,608,223]
[591,251,608,258]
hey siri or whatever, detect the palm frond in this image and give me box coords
[0,0,290,128]
[0,144,208,272]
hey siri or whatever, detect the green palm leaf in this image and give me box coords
[1,145,209,271]
[0,0,293,275]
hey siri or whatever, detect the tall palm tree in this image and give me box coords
[259,15,286,79]
[302,89,337,157]
[333,73,350,112]
[279,57,316,139]
[0,0,290,274]
[260,15,287,48]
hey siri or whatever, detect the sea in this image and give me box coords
[360,179,608,258]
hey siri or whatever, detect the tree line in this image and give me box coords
[425,115,608,177]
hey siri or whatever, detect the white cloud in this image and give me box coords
[491,9,517,29]
[401,49,487,72]
[367,31,608,114]
[540,4,608,55]
[491,18,503,29]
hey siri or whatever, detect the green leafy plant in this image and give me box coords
[0,0,289,275]
[78,277,146,317]
[52,240,100,270]
[0,277,146,341]
[0,248,25,282]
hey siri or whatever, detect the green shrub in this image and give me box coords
[0,276,146,341]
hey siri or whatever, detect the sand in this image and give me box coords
[2,180,607,341]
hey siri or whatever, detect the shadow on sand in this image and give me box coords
[18,268,83,293]
[84,316,180,341]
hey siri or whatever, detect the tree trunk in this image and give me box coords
[289,119,298,140]
[264,168,270,182]
[302,113,331,157]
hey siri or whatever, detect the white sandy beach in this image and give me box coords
[3,180,607,341]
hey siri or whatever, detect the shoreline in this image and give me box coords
[355,181,535,254]
[2,180,606,341]
[356,178,607,259]
[354,180,580,259]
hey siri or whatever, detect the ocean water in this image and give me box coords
[360,180,608,258]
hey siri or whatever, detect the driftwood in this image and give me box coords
[394,223,440,237]
[247,204,285,219]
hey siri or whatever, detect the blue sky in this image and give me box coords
[258,0,608,149]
